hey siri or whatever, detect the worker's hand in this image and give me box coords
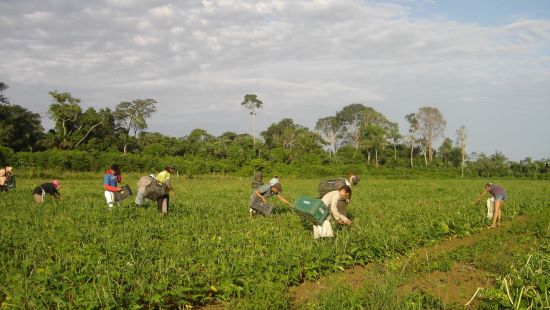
[262,198,268,204]
[338,219,351,225]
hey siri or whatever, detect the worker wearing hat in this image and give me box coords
[250,180,292,215]
[155,166,175,214]
[33,179,61,203]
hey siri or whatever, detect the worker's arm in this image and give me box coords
[329,195,351,224]
[255,190,268,204]
[474,188,488,204]
[103,184,120,192]
[277,194,292,207]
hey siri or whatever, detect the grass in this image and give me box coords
[0,176,548,308]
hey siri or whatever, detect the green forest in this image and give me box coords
[1,81,548,178]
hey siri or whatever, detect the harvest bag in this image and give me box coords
[144,181,166,200]
[249,194,273,215]
[486,197,495,219]
[0,175,16,192]
[318,179,346,198]
[114,184,133,202]
[313,220,334,239]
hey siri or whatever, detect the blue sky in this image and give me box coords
[378,0,550,25]
[1,0,549,161]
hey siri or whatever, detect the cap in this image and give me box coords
[52,179,60,188]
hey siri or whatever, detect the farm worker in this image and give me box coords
[347,173,360,186]
[474,183,508,228]
[0,166,13,189]
[268,175,279,186]
[250,181,292,215]
[32,180,61,203]
[135,174,156,206]
[251,170,263,189]
[317,175,356,202]
[313,185,352,239]
[103,164,122,209]
[155,166,175,214]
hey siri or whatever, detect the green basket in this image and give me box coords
[293,196,329,225]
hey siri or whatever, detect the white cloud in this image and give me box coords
[150,5,174,17]
[24,11,52,21]
[1,0,549,159]
[133,35,159,46]
[170,26,185,35]
[138,20,152,30]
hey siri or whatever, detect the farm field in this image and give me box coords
[0,175,548,309]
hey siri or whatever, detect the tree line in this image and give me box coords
[0,82,548,178]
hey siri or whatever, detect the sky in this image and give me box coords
[1,0,549,161]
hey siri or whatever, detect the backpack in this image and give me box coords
[318,179,347,198]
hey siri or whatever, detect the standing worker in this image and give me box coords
[313,185,352,239]
[474,182,508,228]
[103,164,122,210]
[156,166,175,214]
[32,180,61,203]
[135,174,156,207]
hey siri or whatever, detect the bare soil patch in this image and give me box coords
[397,263,495,306]
[289,217,528,307]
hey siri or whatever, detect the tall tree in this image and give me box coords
[315,116,339,158]
[455,126,467,177]
[386,122,401,159]
[0,82,47,151]
[47,91,82,148]
[0,82,10,104]
[114,99,157,154]
[185,128,214,157]
[335,103,390,164]
[73,108,107,149]
[0,103,44,152]
[261,118,299,149]
[240,94,263,149]
[405,113,418,167]
[261,118,323,163]
[361,124,386,167]
[438,137,453,164]
[415,106,446,162]
[335,104,367,151]
[46,91,112,149]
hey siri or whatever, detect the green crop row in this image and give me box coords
[0,177,548,308]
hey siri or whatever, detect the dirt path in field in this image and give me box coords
[289,217,527,308]
[200,217,527,309]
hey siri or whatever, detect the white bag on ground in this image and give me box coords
[486,197,495,219]
[313,220,334,239]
